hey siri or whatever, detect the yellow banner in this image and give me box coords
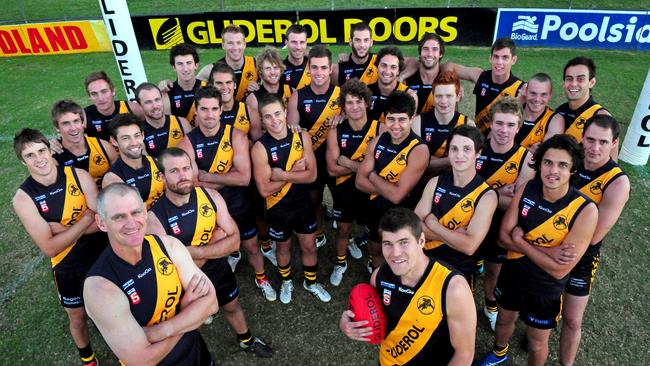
[0,20,111,57]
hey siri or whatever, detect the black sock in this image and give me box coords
[78,343,95,364]
[303,264,317,285]
[238,330,253,346]
[485,298,498,312]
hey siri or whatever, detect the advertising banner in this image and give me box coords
[494,8,650,51]
[131,8,496,50]
[0,20,110,57]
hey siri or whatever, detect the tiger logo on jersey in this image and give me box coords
[200,203,214,217]
[156,258,174,276]
[68,184,81,196]
[417,296,435,315]
[294,140,303,152]
[171,129,182,139]
[222,140,232,152]
[396,153,407,166]
[589,180,603,195]
[245,71,254,80]
[505,161,519,174]
[553,215,568,230]
[460,198,474,212]
[94,154,106,166]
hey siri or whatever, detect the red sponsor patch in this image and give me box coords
[39,200,49,213]
[127,288,141,305]
[522,206,529,217]
[197,149,203,159]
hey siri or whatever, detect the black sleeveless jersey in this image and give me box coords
[368,81,409,122]
[334,119,380,186]
[405,71,433,114]
[472,71,523,133]
[53,135,111,188]
[419,111,467,158]
[108,156,164,208]
[142,115,185,158]
[553,97,605,142]
[296,84,341,151]
[84,101,131,141]
[476,141,528,190]
[283,57,310,90]
[168,79,203,118]
[337,53,378,86]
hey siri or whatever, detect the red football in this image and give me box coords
[348,283,388,345]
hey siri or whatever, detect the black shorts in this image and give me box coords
[307,148,332,192]
[495,261,563,329]
[221,188,258,240]
[53,266,90,308]
[161,329,214,366]
[566,243,601,297]
[330,178,369,223]
[367,196,397,242]
[478,210,507,263]
[266,204,318,242]
[202,258,239,306]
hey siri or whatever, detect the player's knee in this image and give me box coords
[527,336,548,354]
[562,314,582,331]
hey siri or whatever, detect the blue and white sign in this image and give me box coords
[494,9,650,51]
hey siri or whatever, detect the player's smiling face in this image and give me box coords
[448,134,479,173]
[173,54,198,82]
[344,94,367,122]
[223,32,245,62]
[138,88,165,121]
[308,56,331,88]
[381,228,425,278]
[420,39,442,70]
[491,112,520,147]
[56,112,86,145]
[434,84,458,115]
[286,32,307,61]
[377,54,399,86]
[350,29,373,59]
[563,64,594,102]
[384,112,411,142]
[20,141,54,177]
[87,79,116,113]
[582,124,615,166]
[524,79,551,114]
[261,60,281,86]
[211,72,236,104]
[98,189,147,248]
[260,101,287,135]
[489,47,516,78]
[113,124,144,160]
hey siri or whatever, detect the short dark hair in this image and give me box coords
[308,45,331,65]
[51,99,84,128]
[169,43,199,66]
[209,62,237,85]
[447,124,485,155]
[418,33,445,59]
[583,114,620,141]
[385,91,416,118]
[528,72,553,93]
[379,207,423,241]
[14,128,50,161]
[491,38,517,56]
[338,78,372,107]
[108,114,142,140]
[564,56,596,80]
[350,22,372,37]
[285,24,308,41]
[194,86,221,107]
[157,147,191,174]
[259,93,285,113]
[376,46,405,73]
[85,70,114,93]
[531,134,584,182]
[134,82,161,103]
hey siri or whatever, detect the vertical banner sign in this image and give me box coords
[98,0,147,101]
[620,68,650,166]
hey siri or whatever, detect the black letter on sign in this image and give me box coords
[641,115,650,132]
[118,59,132,76]
[124,79,137,99]
[100,0,115,15]
[112,40,127,56]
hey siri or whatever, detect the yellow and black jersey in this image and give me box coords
[370,131,425,202]
[20,165,105,269]
[218,56,258,102]
[84,100,131,141]
[368,81,410,122]
[335,119,380,186]
[472,71,523,133]
[554,97,605,142]
[419,111,468,158]
[87,235,209,366]
[258,131,308,210]
[221,101,251,134]
[108,156,164,209]
[376,258,457,365]
[53,135,111,188]
[283,57,310,90]
[142,115,185,158]
[168,79,206,126]
[476,140,528,190]
[337,53,378,86]
[575,159,626,204]
[252,83,292,109]
[424,172,493,276]
[508,178,592,296]
[296,84,341,151]
[405,71,434,114]
[515,106,554,148]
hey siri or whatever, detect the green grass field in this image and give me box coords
[1,1,649,365]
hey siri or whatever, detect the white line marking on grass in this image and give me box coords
[0,256,43,303]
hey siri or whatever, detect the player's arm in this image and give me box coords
[326,126,354,176]
[331,63,340,86]
[355,138,379,195]
[406,89,419,113]
[187,188,240,260]
[272,131,317,184]
[196,64,213,82]
[251,141,286,197]
[399,58,419,81]
[442,61,482,84]
[76,168,101,233]
[84,276,183,365]
[178,117,193,134]
[162,92,172,115]
[286,92,300,127]
[100,139,119,164]
[146,211,168,236]
[145,235,218,340]
[197,129,251,187]
[425,190,498,255]
[245,94,264,141]
[414,177,441,241]
[591,175,629,244]
[497,152,534,210]
[446,274,476,366]
[369,144,429,204]
[102,171,125,189]
[13,190,95,258]
[544,113,565,142]
[340,270,378,342]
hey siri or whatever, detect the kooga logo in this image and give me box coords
[509,13,650,44]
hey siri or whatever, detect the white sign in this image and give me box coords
[620,68,650,166]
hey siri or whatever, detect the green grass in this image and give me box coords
[1,1,649,365]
